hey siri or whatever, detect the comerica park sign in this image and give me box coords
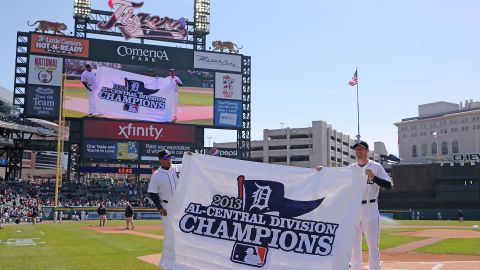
[98,0,187,40]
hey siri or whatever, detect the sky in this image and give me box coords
[1,0,480,156]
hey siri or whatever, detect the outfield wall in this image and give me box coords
[41,207,161,220]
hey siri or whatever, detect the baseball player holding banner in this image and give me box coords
[318,140,392,270]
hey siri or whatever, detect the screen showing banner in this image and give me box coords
[63,59,214,125]
[83,139,138,161]
[24,84,60,118]
[83,119,196,143]
[28,55,63,86]
[214,99,243,128]
[161,154,366,270]
[140,142,193,161]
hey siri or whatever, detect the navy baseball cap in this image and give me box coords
[351,140,369,150]
[158,149,171,159]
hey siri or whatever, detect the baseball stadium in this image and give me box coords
[1,1,480,270]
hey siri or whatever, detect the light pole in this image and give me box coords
[280,123,284,129]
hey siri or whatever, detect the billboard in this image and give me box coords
[26,32,246,129]
[30,33,89,58]
[215,73,242,100]
[24,85,60,118]
[28,55,63,86]
[140,142,194,161]
[214,99,243,128]
[83,139,138,161]
[83,119,195,143]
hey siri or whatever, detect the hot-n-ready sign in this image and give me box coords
[30,33,89,58]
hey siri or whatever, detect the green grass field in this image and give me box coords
[1,219,479,269]
[0,220,163,270]
[414,238,480,255]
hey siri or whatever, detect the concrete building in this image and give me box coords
[395,99,480,164]
[215,120,387,168]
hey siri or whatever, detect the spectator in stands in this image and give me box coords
[124,201,134,230]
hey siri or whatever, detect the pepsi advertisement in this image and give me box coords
[196,147,239,159]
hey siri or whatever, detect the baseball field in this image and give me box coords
[1,219,479,270]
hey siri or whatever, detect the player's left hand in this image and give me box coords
[365,169,374,180]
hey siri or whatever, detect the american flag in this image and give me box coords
[432,131,437,139]
[349,70,358,86]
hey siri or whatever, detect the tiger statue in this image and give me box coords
[212,41,243,53]
[28,20,67,35]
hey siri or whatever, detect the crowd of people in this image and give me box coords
[0,176,156,226]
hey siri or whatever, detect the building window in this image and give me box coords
[412,145,417,158]
[331,157,335,161]
[441,141,448,155]
[452,141,459,154]
[431,143,437,155]
[22,152,32,160]
[421,144,427,156]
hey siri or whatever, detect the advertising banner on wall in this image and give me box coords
[88,39,193,67]
[83,119,195,143]
[28,55,63,86]
[214,99,243,128]
[194,51,242,72]
[30,33,89,58]
[24,140,59,151]
[215,73,242,100]
[24,84,60,118]
[140,142,194,161]
[195,147,240,159]
[83,139,138,161]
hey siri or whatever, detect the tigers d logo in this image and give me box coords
[179,175,337,268]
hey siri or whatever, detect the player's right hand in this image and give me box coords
[159,209,167,216]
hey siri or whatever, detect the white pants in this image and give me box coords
[88,90,96,114]
[351,202,381,270]
[171,91,178,121]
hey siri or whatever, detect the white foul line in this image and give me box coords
[39,231,45,235]
[431,264,444,270]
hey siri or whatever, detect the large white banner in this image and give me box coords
[90,67,176,122]
[161,154,366,270]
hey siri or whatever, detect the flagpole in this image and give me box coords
[356,67,360,142]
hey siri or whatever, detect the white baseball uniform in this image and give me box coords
[166,75,182,121]
[147,164,182,211]
[81,70,96,114]
[349,160,391,270]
